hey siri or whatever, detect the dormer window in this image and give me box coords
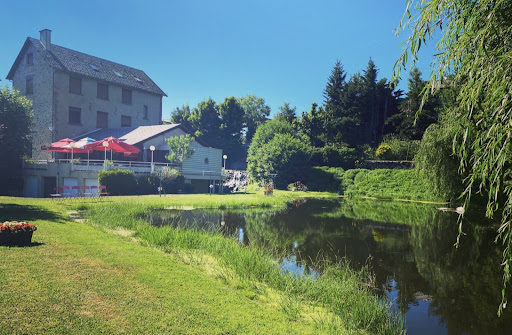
[113,70,123,78]
[134,76,143,85]
[26,53,33,65]
[89,63,99,71]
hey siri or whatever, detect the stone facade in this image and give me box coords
[9,41,54,160]
[7,30,165,160]
[52,70,162,144]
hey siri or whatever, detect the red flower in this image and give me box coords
[0,221,37,233]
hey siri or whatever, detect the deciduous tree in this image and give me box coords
[247,118,311,188]
[164,134,195,164]
[238,94,270,143]
[188,98,221,146]
[395,0,512,313]
[0,87,33,195]
[169,105,193,131]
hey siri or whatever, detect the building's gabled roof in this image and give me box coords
[7,37,167,97]
[75,124,212,148]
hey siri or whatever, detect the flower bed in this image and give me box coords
[0,221,37,247]
[288,181,308,192]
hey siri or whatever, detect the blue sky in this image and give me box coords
[1,0,437,119]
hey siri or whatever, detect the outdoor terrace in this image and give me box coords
[23,159,179,174]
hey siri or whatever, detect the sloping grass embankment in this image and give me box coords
[0,194,403,334]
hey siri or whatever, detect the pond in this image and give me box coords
[145,198,512,334]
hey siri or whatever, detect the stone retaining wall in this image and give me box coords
[361,160,414,170]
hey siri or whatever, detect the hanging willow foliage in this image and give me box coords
[394,0,512,315]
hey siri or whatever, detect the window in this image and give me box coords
[121,115,132,127]
[26,53,33,65]
[68,107,81,125]
[122,88,132,104]
[26,77,33,94]
[143,105,148,120]
[69,76,82,94]
[96,111,108,128]
[97,83,109,100]
[89,63,99,71]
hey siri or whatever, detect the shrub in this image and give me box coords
[376,136,420,161]
[303,166,344,192]
[98,168,137,195]
[415,122,464,201]
[159,167,186,194]
[375,144,392,159]
[339,169,369,194]
[310,145,361,169]
[136,174,160,195]
[248,119,311,189]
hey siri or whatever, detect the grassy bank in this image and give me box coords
[302,167,445,203]
[1,194,403,334]
[342,169,443,202]
[84,190,336,210]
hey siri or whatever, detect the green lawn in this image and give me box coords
[0,194,400,334]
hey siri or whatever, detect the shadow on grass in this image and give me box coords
[1,241,46,248]
[0,203,67,223]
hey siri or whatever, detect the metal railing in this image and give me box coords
[24,159,180,174]
[24,160,223,179]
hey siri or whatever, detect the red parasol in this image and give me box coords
[83,136,139,154]
[41,138,89,153]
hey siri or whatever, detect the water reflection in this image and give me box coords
[143,199,512,334]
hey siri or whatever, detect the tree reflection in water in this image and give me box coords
[144,198,512,334]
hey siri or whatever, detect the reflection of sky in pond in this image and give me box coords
[142,198,512,335]
[280,241,320,278]
[281,255,320,278]
[237,228,244,244]
[386,279,446,335]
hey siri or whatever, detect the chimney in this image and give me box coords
[39,29,52,49]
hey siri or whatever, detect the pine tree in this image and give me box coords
[387,68,438,140]
[361,59,379,144]
[275,102,297,124]
[299,102,324,147]
[321,60,350,145]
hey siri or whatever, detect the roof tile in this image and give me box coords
[8,37,166,97]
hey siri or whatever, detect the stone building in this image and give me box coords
[6,30,224,196]
[22,124,223,197]
[6,29,167,160]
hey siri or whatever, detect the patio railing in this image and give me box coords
[24,159,180,174]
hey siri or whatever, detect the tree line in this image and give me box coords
[169,58,440,177]
[169,95,270,169]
